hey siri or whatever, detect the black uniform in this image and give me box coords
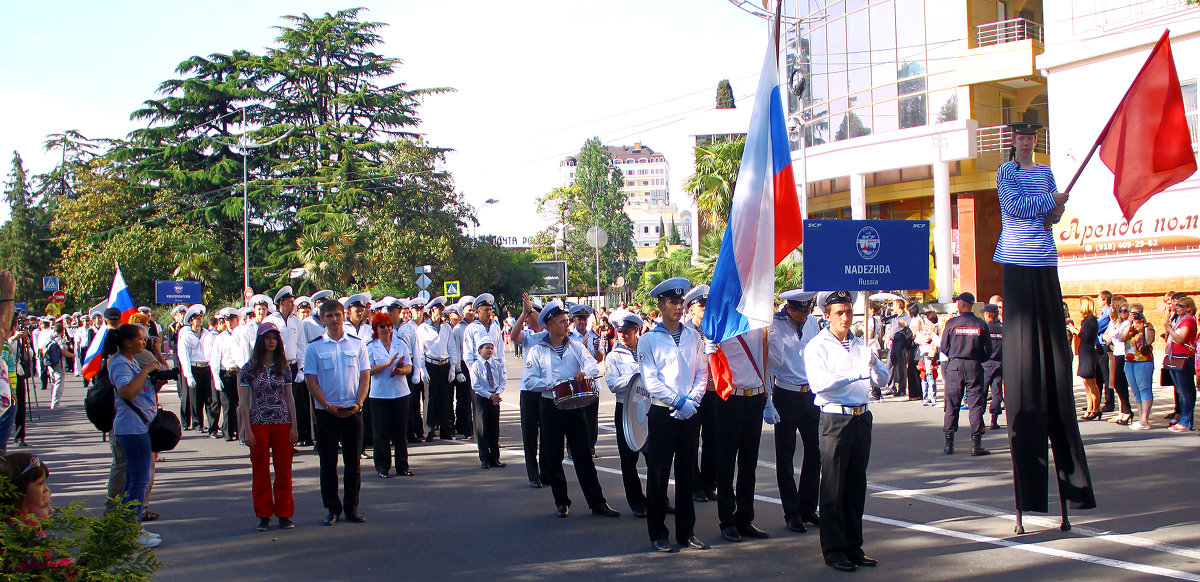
[983,320,1004,418]
[939,311,992,437]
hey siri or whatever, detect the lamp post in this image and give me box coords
[473,198,499,238]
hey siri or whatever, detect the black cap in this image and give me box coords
[1007,122,1044,135]
[103,307,122,320]
[953,292,976,304]
[822,291,854,311]
[982,304,1000,314]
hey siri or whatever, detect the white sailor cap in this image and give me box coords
[427,296,447,310]
[137,306,152,314]
[444,303,461,316]
[274,286,295,303]
[370,300,387,311]
[568,303,594,318]
[472,293,494,309]
[459,295,476,309]
[608,309,643,331]
[219,307,239,319]
[780,289,817,310]
[395,298,410,309]
[409,297,428,309]
[171,305,188,315]
[295,296,312,309]
[683,284,709,308]
[650,277,691,300]
[530,298,544,312]
[185,304,207,322]
[310,290,334,304]
[239,306,253,318]
[472,328,495,348]
[89,309,104,319]
[248,294,272,309]
[72,311,82,317]
[344,293,371,308]
[379,296,398,308]
[538,299,567,328]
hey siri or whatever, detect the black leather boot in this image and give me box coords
[990,413,1001,430]
[943,433,954,455]
[971,434,990,456]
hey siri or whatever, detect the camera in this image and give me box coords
[1131,312,1145,322]
[149,368,181,383]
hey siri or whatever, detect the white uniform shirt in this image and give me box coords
[804,328,890,407]
[517,329,549,391]
[208,330,240,386]
[603,343,639,403]
[177,327,211,385]
[524,336,599,398]
[266,311,302,363]
[304,332,369,410]
[464,319,504,367]
[417,320,455,365]
[397,320,424,384]
[637,323,708,408]
[298,317,326,373]
[232,318,264,368]
[469,355,506,398]
[450,321,468,368]
[718,328,766,391]
[768,311,821,388]
[367,335,412,399]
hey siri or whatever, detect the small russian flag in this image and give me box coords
[82,266,138,380]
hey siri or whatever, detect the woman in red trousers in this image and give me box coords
[238,321,299,532]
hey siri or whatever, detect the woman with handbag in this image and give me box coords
[1067,297,1102,420]
[1118,304,1155,430]
[108,323,166,547]
[1162,296,1196,433]
[237,321,299,532]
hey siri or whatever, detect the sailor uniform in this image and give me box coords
[178,323,216,433]
[713,327,768,534]
[768,307,823,525]
[418,318,457,439]
[209,328,241,440]
[469,346,505,467]
[604,342,647,513]
[451,319,474,438]
[517,327,549,483]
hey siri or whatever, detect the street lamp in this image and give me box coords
[473,198,499,238]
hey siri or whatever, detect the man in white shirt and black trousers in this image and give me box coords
[804,291,889,572]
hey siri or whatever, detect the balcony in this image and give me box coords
[957,18,1045,87]
[977,124,1050,169]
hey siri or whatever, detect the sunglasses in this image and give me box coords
[378,323,393,328]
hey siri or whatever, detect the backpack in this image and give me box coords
[84,364,116,432]
[45,341,63,367]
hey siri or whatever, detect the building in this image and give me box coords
[786,0,1052,301]
[1038,2,1200,305]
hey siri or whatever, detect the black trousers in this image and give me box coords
[1096,344,1112,408]
[219,370,240,438]
[314,409,363,514]
[474,394,501,464]
[584,399,600,453]
[1111,354,1131,415]
[455,363,474,437]
[888,347,911,395]
[716,392,766,529]
[293,378,314,444]
[907,360,922,399]
[645,406,700,543]
[944,359,987,436]
[613,401,647,512]
[983,361,1004,417]
[14,377,28,442]
[520,391,542,482]
[774,388,821,521]
[370,396,410,474]
[538,397,606,509]
[692,390,719,496]
[173,352,190,429]
[407,375,425,440]
[425,362,453,436]
[818,411,872,564]
[189,365,214,432]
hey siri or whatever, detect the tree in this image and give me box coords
[658,217,667,242]
[717,79,736,109]
[685,136,745,231]
[530,137,636,295]
[669,217,683,245]
[835,111,871,141]
[0,152,58,310]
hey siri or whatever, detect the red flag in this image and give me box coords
[1097,29,1197,221]
[709,351,734,401]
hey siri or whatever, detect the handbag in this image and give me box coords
[1164,354,1190,370]
[125,398,183,452]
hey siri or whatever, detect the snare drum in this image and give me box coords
[551,377,599,410]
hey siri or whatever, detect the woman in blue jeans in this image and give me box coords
[1163,297,1196,433]
[1119,303,1155,430]
[108,323,167,547]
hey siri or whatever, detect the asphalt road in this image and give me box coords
[17,352,1200,581]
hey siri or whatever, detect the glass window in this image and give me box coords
[895,0,925,80]
[899,93,927,129]
[931,89,958,122]
[873,83,897,102]
[925,0,957,75]
[846,9,870,94]
[846,0,867,11]
[825,0,845,18]
[827,18,847,99]
[809,25,828,106]
[870,2,897,87]
[873,100,899,134]
[899,74,926,96]
[1183,81,1197,151]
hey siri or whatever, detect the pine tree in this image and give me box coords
[0,152,58,308]
[717,79,735,109]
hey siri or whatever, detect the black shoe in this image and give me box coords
[482,462,491,469]
[425,433,436,443]
[530,480,543,489]
[1101,404,1115,413]
[738,524,770,539]
[345,511,366,523]
[322,512,339,526]
[555,505,570,518]
[440,435,454,440]
[651,538,676,553]
[944,433,954,455]
[801,513,821,526]
[665,504,676,515]
[377,471,391,478]
[828,560,857,572]
[278,517,295,529]
[721,527,743,542]
[408,435,421,444]
[591,504,620,517]
[704,489,717,501]
[489,461,507,468]
[397,470,414,477]
[849,555,879,567]
[786,518,808,533]
[683,536,711,550]
[224,437,235,442]
[693,491,709,503]
[256,517,271,531]
[631,505,647,518]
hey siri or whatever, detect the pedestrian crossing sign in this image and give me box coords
[444,281,460,298]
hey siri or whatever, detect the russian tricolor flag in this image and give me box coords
[702,29,804,345]
[82,267,137,380]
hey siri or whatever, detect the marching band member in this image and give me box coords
[525,299,618,519]
[682,285,718,503]
[604,308,649,517]
[510,294,547,488]
[569,304,602,457]
[639,277,710,553]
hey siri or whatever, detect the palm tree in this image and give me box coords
[685,137,745,231]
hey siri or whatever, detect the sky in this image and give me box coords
[0,0,769,240]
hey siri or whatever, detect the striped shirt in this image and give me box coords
[992,161,1059,267]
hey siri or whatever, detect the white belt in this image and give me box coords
[729,386,766,397]
[190,362,209,368]
[426,357,450,365]
[774,380,810,393]
[820,403,869,416]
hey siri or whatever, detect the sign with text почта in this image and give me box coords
[802,219,930,291]
[155,281,202,304]
[530,261,568,296]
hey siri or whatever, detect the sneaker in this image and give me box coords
[279,517,295,529]
[141,528,161,539]
[256,517,271,531]
[1168,424,1190,433]
[136,531,163,548]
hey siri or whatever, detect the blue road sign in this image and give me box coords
[42,277,60,292]
[155,280,203,304]
[417,290,431,301]
[802,219,930,291]
[444,281,460,297]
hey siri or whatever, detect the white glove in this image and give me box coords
[763,398,781,425]
[448,366,456,382]
[673,397,699,420]
[455,372,466,383]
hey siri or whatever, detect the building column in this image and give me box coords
[849,173,866,219]
[932,160,954,302]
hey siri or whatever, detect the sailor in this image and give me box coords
[447,300,473,439]
[639,277,710,553]
[179,304,216,436]
[234,294,274,370]
[417,296,456,441]
[766,290,822,534]
[468,329,506,469]
[805,291,888,572]
[939,292,993,456]
[344,293,374,454]
[982,303,1004,430]
[463,293,504,367]
[296,296,312,322]
[510,293,547,488]
[569,303,602,457]
[166,304,189,427]
[604,308,649,517]
[297,290,335,447]
[682,285,718,503]
[400,297,427,442]
[525,299,619,519]
[209,307,242,441]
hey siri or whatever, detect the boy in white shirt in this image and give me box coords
[469,331,506,469]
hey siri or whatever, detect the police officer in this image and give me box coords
[510,294,547,488]
[939,292,993,456]
[805,291,888,572]
[639,277,710,553]
[982,303,1004,430]
[525,299,619,519]
[766,289,822,534]
[604,308,648,516]
[682,285,718,503]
